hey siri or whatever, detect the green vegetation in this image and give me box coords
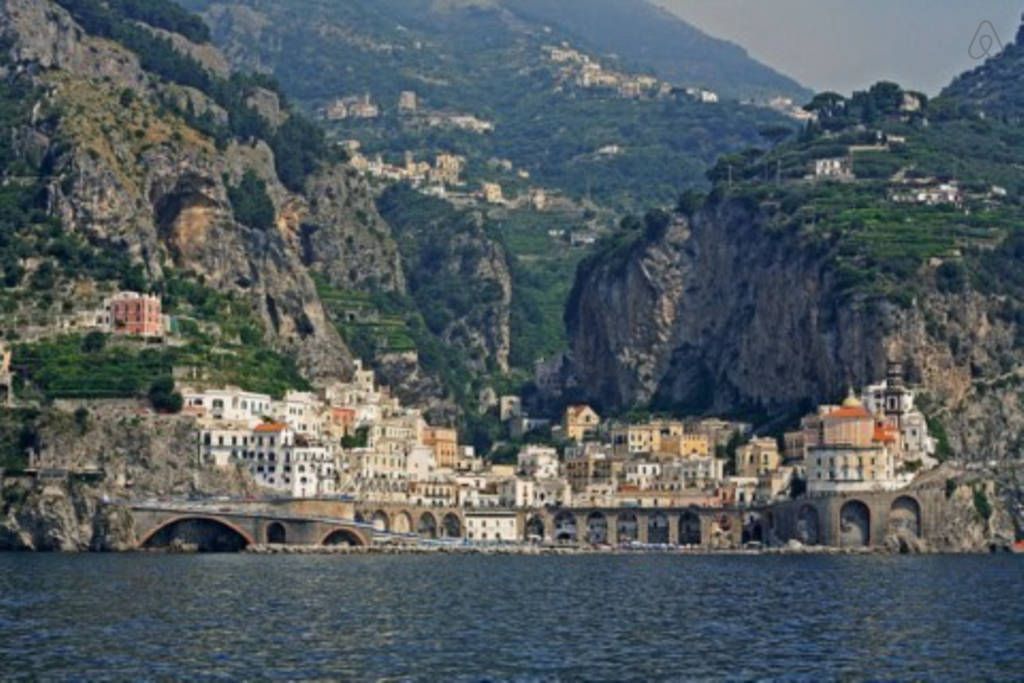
[13,333,308,402]
[13,336,173,400]
[973,485,993,522]
[0,409,40,471]
[183,0,791,209]
[701,79,1024,304]
[53,0,334,192]
[227,170,275,230]
[148,376,183,413]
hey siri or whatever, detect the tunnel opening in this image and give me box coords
[441,513,462,538]
[647,511,669,545]
[142,517,251,552]
[322,529,365,547]
[586,512,608,545]
[418,512,438,539]
[840,501,871,547]
[266,522,287,545]
[679,510,702,546]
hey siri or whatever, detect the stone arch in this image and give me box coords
[525,514,545,541]
[139,515,254,552]
[441,512,462,538]
[617,511,639,543]
[742,513,764,544]
[321,528,367,547]
[391,511,413,534]
[585,511,609,545]
[839,500,871,547]
[553,510,578,542]
[266,521,287,544]
[647,511,669,545]
[371,510,390,532]
[679,509,702,546]
[797,504,820,546]
[417,512,438,539]
[888,496,921,538]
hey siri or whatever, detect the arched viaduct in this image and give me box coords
[131,506,371,551]
[765,486,948,548]
[128,485,950,551]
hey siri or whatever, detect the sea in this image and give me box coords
[0,553,1021,680]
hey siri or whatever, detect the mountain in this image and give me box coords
[0,0,487,417]
[510,0,811,102]
[180,0,796,209]
[562,33,1024,459]
[941,18,1024,122]
[173,0,801,418]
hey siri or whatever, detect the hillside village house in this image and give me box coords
[107,292,164,337]
[563,404,600,442]
[735,437,781,478]
[813,157,853,180]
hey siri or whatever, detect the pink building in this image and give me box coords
[108,292,163,337]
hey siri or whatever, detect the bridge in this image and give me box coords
[128,484,950,551]
[354,502,746,547]
[130,500,372,551]
[765,485,948,548]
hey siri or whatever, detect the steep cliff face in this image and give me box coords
[0,409,253,551]
[0,0,406,382]
[377,188,514,376]
[567,199,1024,458]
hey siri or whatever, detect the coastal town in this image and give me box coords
[0,285,947,550]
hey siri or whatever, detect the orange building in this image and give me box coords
[108,292,163,337]
[422,427,459,469]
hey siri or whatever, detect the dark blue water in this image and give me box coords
[0,554,1021,681]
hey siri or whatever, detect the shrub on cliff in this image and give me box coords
[148,377,183,413]
[227,171,275,231]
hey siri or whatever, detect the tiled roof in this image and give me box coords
[253,422,288,433]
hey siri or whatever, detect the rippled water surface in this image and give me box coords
[0,554,1022,680]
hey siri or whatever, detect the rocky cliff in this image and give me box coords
[566,198,1024,459]
[0,0,407,382]
[0,408,252,550]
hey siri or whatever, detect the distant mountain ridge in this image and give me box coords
[507,0,811,102]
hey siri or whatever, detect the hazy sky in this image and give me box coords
[655,1,1022,96]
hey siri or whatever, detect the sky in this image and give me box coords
[654,0,1023,96]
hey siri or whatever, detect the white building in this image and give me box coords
[275,390,324,437]
[518,446,560,480]
[814,157,853,179]
[183,387,273,425]
[239,423,337,498]
[499,477,536,508]
[465,511,519,543]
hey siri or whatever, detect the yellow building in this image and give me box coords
[657,432,711,459]
[564,404,600,442]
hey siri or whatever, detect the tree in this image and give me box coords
[676,190,705,217]
[148,376,182,413]
[643,208,671,242]
[81,331,106,353]
[227,170,276,231]
[758,124,794,146]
